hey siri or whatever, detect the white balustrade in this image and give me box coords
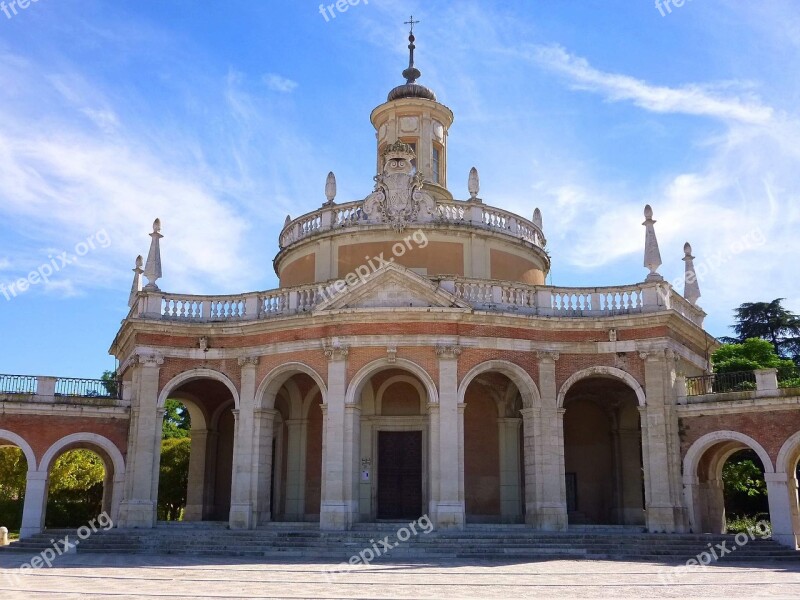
[134,278,700,324]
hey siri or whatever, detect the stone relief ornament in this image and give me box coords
[363,140,436,231]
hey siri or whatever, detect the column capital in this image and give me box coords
[427,401,440,413]
[536,350,560,363]
[638,349,667,362]
[254,408,279,418]
[136,352,164,367]
[238,355,260,368]
[323,342,349,361]
[435,345,462,360]
[519,407,539,420]
[344,403,362,414]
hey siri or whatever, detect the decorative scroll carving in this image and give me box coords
[363,140,435,232]
[435,345,462,359]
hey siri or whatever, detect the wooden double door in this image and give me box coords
[377,431,423,519]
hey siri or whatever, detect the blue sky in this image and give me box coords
[0,0,798,378]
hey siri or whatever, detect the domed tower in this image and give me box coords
[370,22,454,201]
[274,23,549,289]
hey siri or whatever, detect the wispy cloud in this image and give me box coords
[530,45,773,125]
[263,73,298,94]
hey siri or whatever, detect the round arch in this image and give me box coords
[158,368,240,410]
[683,430,774,480]
[346,358,438,406]
[0,429,37,471]
[40,433,126,478]
[164,391,209,431]
[776,431,800,476]
[458,360,541,409]
[256,362,328,411]
[557,366,646,408]
[375,375,427,415]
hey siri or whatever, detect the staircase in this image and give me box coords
[4,523,798,563]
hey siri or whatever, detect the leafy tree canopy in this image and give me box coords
[0,447,27,501]
[712,338,795,377]
[49,449,105,494]
[720,299,800,363]
[162,398,191,439]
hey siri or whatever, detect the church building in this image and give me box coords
[3,28,800,550]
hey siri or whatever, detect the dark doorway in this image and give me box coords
[377,431,422,519]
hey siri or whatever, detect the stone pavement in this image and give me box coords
[1,553,799,599]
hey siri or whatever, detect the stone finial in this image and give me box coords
[682,242,701,305]
[143,219,163,291]
[325,171,337,205]
[468,167,480,201]
[642,205,663,282]
[533,208,543,230]
[0,526,8,546]
[284,215,291,227]
[128,255,144,307]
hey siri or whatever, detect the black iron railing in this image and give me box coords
[686,371,757,396]
[54,377,121,399]
[0,374,37,394]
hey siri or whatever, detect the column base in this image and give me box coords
[19,525,41,539]
[772,533,798,549]
[320,502,357,530]
[229,503,254,530]
[646,504,682,533]
[430,501,464,530]
[525,503,568,531]
[183,504,204,521]
[118,500,156,529]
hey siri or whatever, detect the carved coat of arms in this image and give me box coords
[363,141,435,231]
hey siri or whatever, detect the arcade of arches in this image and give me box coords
[4,354,800,550]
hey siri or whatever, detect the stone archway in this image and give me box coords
[683,431,773,535]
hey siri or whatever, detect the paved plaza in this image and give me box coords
[1,553,799,599]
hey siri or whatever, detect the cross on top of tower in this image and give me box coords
[404,15,420,34]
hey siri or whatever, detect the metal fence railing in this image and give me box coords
[779,366,800,389]
[686,371,757,396]
[54,377,120,399]
[0,374,37,394]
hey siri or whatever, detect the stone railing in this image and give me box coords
[278,198,546,249]
[131,278,705,325]
[0,375,122,400]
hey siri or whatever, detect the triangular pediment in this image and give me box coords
[313,263,469,312]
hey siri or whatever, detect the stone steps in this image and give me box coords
[4,527,797,562]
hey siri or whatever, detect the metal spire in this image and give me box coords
[402,16,422,84]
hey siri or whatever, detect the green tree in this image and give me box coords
[100,370,119,397]
[712,338,796,376]
[162,399,191,439]
[721,299,800,363]
[157,437,191,521]
[722,450,769,520]
[0,447,27,501]
[0,447,27,531]
[45,449,105,527]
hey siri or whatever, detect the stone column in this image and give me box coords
[252,408,278,525]
[118,353,163,529]
[283,419,308,521]
[766,472,799,548]
[427,401,440,524]
[343,404,361,526]
[183,429,209,521]
[640,350,682,532]
[430,345,465,529]
[229,357,259,530]
[525,351,567,530]
[320,344,351,530]
[19,470,48,539]
[498,417,522,522]
[615,426,645,525]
